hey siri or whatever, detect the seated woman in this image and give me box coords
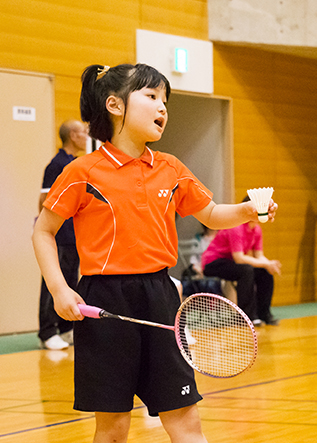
[201,197,281,326]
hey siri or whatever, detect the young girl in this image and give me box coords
[33,63,277,443]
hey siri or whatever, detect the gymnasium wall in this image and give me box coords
[1,1,317,307]
[0,0,208,137]
[213,44,317,306]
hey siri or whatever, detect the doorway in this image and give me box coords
[0,69,55,334]
[153,92,234,278]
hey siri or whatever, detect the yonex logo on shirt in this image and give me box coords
[158,189,169,197]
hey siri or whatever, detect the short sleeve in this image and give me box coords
[43,159,88,220]
[171,158,213,217]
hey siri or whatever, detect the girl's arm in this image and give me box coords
[32,207,84,321]
[193,199,277,230]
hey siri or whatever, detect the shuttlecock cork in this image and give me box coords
[247,187,274,223]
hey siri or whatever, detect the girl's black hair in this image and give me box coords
[80,63,171,142]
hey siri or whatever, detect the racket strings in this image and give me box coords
[177,295,257,378]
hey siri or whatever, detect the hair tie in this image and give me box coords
[96,65,110,80]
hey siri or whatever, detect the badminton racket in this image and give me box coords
[78,292,257,378]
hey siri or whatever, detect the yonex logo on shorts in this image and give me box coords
[181,385,190,395]
[158,189,169,197]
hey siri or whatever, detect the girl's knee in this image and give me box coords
[160,405,205,441]
[94,411,131,443]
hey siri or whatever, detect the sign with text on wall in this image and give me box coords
[13,106,36,121]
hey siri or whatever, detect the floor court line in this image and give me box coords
[202,371,317,397]
[0,415,94,438]
[1,364,316,439]
[3,372,316,438]
[202,395,317,405]
[199,416,317,427]
[0,404,147,438]
[0,399,81,414]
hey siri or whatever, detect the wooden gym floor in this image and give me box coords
[1,315,317,442]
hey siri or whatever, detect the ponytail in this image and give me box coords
[80,64,113,142]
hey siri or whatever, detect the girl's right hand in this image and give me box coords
[53,287,85,321]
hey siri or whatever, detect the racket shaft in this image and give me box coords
[78,304,174,330]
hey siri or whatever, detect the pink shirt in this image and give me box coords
[201,223,263,269]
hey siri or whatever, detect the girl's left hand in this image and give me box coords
[267,199,278,222]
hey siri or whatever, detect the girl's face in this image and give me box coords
[123,85,168,144]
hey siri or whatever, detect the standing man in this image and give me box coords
[38,120,88,350]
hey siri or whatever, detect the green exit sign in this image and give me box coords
[174,48,188,73]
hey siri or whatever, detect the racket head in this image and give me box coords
[174,293,258,378]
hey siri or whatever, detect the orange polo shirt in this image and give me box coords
[44,141,213,275]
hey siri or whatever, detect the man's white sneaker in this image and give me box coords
[60,330,74,345]
[185,325,197,345]
[252,319,263,327]
[41,334,69,350]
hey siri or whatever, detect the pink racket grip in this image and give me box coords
[78,303,102,319]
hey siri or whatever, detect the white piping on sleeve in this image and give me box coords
[50,181,87,211]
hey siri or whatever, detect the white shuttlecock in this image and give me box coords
[247,187,274,223]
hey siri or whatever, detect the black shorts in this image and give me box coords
[73,269,202,416]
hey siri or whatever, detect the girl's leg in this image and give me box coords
[93,411,131,443]
[159,405,208,443]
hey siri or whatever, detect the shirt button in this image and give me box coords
[137,180,142,186]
